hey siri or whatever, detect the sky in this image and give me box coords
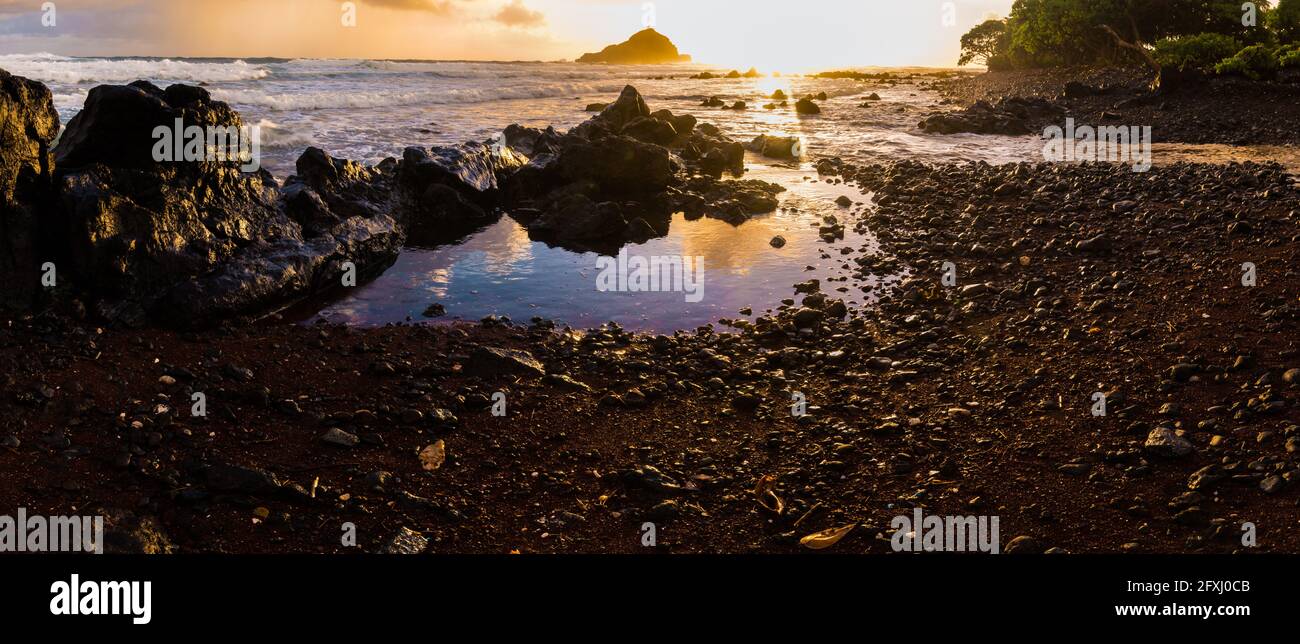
[0,0,1015,70]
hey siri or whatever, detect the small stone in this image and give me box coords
[770,235,787,248]
[378,527,429,554]
[321,428,360,447]
[1261,475,1284,494]
[158,375,176,385]
[1168,363,1200,382]
[1004,535,1042,554]
[1145,427,1193,458]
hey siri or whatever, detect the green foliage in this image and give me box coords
[1277,44,1300,67]
[1153,33,1242,70]
[1270,0,1300,44]
[1213,44,1281,79]
[958,19,1008,66]
[967,0,1275,69]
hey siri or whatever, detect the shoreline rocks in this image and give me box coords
[0,69,60,311]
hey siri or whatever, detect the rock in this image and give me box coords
[554,135,674,193]
[795,98,821,115]
[770,235,787,248]
[1283,368,1300,384]
[0,70,60,311]
[750,135,801,159]
[466,346,546,377]
[792,307,823,328]
[1075,235,1112,253]
[1260,475,1284,494]
[398,142,525,216]
[99,509,175,554]
[918,97,1061,136]
[594,85,651,131]
[1062,81,1100,99]
[584,103,607,112]
[1169,363,1201,382]
[320,428,360,447]
[55,84,403,325]
[1004,535,1043,554]
[1144,427,1193,458]
[621,116,678,146]
[377,527,429,554]
[202,463,283,494]
[577,28,692,65]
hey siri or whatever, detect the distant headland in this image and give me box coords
[577,28,692,65]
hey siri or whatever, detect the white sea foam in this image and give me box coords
[255,119,318,150]
[0,53,270,84]
[212,82,627,111]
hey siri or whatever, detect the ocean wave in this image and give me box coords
[255,119,318,150]
[212,82,628,111]
[0,53,270,84]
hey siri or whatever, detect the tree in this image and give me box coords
[1270,0,1300,44]
[997,0,1273,68]
[958,19,1008,66]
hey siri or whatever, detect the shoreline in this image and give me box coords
[3,64,1299,554]
[3,157,1296,554]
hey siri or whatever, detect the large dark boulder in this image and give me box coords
[0,69,59,311]
[596,85,651,130]
[395,142,527,243]
[53,83,402,326]
[554,135,675,193]
[55,81,243,170]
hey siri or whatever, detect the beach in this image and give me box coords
[2,55,1298,553]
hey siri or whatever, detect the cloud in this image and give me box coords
[361,0,459,14]
[494,0,544,28]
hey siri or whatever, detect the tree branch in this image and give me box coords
[1099,23,1160,73]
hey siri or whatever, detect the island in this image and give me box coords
[577,28,691,64]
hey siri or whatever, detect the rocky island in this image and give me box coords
[577,28,692,65]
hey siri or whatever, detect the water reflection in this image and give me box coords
[311,162,896,332]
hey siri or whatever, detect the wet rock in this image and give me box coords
[918,97,1062,136]
[795,98,821,115]
[792,308,824,328]
[0,69,59,311]
[466,346,545,378]
[55,83,403,325]
[770,235,787,248]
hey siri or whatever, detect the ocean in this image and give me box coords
[4,53,1279,331]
